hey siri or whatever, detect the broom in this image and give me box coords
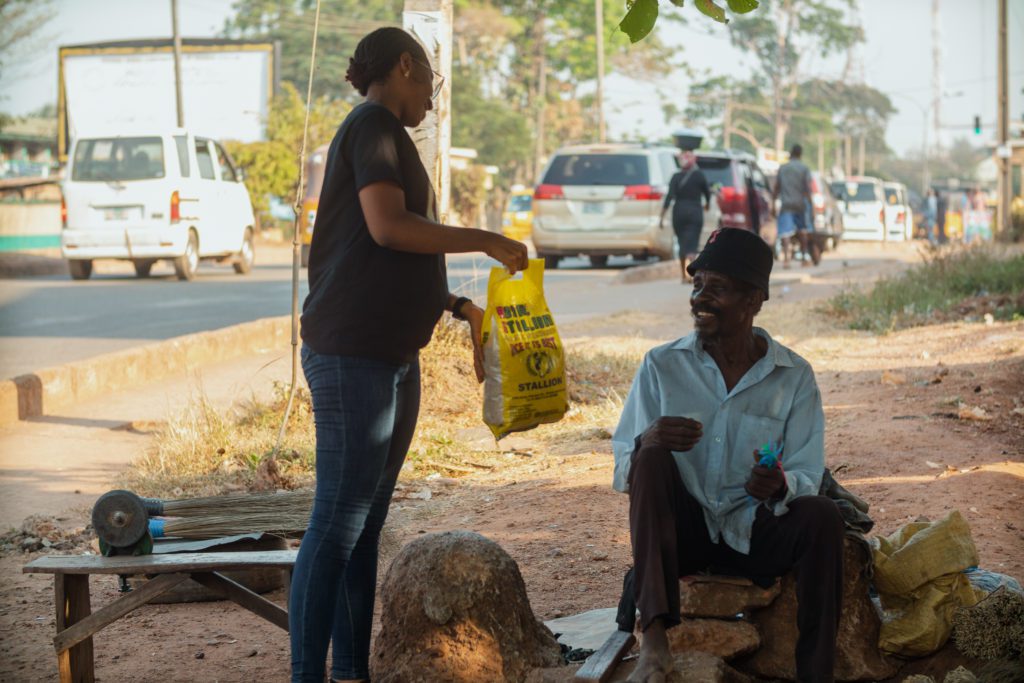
[152,490,315,517]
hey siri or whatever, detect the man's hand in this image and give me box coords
[745,449,787,500]
[639,417,703,453]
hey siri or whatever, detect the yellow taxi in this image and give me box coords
[298,144,329,267]
[501,186,534,241]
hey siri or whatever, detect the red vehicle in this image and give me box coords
[695,150,777,246]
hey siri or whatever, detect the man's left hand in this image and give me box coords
[745,451,787,500]
[464,302,486,383]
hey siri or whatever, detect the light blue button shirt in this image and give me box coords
[612,328,825,555]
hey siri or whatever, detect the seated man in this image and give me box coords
[612,228,844,683]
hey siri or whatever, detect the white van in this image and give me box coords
[830,176,887,241]
[883,181,914,241]
[61,130,256,280]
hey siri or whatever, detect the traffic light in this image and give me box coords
[973,115,982,135]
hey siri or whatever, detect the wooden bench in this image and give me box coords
[24,550,297,683]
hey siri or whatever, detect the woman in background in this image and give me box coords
[661,150,710,283]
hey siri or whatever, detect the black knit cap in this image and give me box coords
[686,228,773,299]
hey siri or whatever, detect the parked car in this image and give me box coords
[830,176,887,241]
[531,143,679,268]
[501,187,534,241]
[883,181,914,241]
[61,130,255,280]
[695,150,776,248]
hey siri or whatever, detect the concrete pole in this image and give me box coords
[595,0,606,143]
[723,99,732,150]
[171,0,184,127]
[857,134,865,176]
[844,134,852,177]
[997,0,1010,237]
[533,11,547,182]
[404,0,453,223]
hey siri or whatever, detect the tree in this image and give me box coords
[222,82,351,224]
[729,0,863,152]
[222,0,402,100]
[0,0,56,83]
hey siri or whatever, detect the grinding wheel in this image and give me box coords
[92,489,149,549]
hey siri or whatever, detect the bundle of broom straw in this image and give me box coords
[152,490,315,540]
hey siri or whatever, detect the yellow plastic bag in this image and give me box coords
[871,510,986,656]
[481,259,567,440]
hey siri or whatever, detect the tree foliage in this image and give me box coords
[223,81,350,222]
[0,0,55,82]
[618,0,760,43]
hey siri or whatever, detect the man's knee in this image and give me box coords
[790,496,844,540]
[629,443,675,482]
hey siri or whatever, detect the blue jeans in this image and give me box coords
[290,346,420,682]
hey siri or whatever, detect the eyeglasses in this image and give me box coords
[413,59,445,99]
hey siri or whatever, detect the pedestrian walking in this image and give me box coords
[924,188,938,244]
[661,150,710,283]
[935,190,948,243]
[772,144,813,268]
[290,27,528,683]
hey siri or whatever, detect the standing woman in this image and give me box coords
[291,27,528,683]
[661,150,710,283]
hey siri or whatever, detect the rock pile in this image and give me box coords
[633,538,899,682]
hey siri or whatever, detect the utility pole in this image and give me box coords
[171,0,184,127]
[857,134,865,175]
[844,134,852,177]
[996,0,1010,237]
[533,11,547,182]
[595,0,606,143]
[723,99,733,150]
[817,132,825,173]
[931,0,943,152]
[404,0,454,222]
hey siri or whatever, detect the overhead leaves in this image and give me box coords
[620,0,759,40]
[727,0,760,13]
[695,0,728,23]
[619,0,660,43]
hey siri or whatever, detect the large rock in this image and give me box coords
[636,616,761,660]
[738,538,899,681]
[680,574,782,618]
[371,530,564,683]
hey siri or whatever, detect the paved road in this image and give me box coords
[0,245,645,378]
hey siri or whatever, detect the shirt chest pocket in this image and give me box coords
[737,414,786,457]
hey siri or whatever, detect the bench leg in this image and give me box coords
[55,574,94,683]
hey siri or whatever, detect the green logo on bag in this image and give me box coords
[525,351,554,378]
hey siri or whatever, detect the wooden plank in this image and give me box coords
[190,572,289,631]
[574,630,636,683]
[24,550,298,575]
[55,574,95,683]
[53,573,189,654]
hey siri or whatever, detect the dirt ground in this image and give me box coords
[2,265,1023,681]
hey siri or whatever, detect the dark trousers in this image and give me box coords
[628,444,844,683]
[290,346,421,682]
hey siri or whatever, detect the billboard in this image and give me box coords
[58,39,278,160]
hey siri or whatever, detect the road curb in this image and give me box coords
[612,260,681,285]
[0,315,291,428]
[0,252,68,279]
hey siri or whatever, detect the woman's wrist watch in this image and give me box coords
[451,296,472,321]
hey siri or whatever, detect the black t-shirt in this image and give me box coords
[665,167,711,206]
[300,102,448,364]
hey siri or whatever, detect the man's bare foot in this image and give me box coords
[627,619,674,683]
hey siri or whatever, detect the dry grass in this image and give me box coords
[120,319,649,498]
